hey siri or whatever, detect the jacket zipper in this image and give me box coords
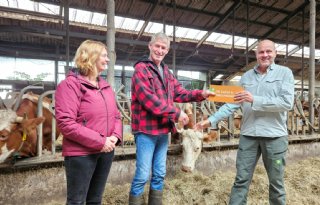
[98,88,109,135]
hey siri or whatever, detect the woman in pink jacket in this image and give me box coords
[55,40,122,205]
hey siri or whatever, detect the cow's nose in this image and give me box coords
[181,165,192,172]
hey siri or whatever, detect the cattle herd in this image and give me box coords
[0,87,245,170]
[2,87,317,175]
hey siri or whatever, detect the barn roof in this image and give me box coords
[1,0,320,81]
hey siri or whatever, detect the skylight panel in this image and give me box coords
[145,22,164,34]
[121,18,144,31]
[234,37,247,47]
[295,47,310,57]
[206,33,257,48]
[297,48,320,59]
[0,1,8,7]
[184,28,206,40]
[115,16,125,28]
[222,35,233,45]
[206,32,221,42]
[230,75,241,81]
[164,25,174,36]
[178,71,200,80]
[74,9,92,24]
[275,43,298,55]
[91,13,105,26]
[175,27,189,38]
[275,44,287,52]
[159,26,206,41]
[315,49,320,59]
[134,20,145,31]
[5,0,18,8]
[213,74,224,81]
[39,3,60,15]
[69,8,77,21]
[214,33,231,44]
[234,37,257,48]
[17,0,33,12]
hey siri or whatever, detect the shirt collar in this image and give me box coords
[253,62,275,74]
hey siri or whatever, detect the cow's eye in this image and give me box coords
[0,135,8,141]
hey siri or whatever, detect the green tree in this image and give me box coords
[8,71,50,81]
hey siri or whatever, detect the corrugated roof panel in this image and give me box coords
[69,8,77,21]
[115,16,125,28]
[296,48,320,59]
[1,0,18,8]
[17,0,34,12]
[39,3,60,15]
[206,32,221,42]
[91,13,105,26]
[214,33,231,44]
[295,47,310,57]
[121,18,144,31]
[145,22,164,34]
[175,27,189,38]
[74,9,92,24]
[184,28,206,40]
[234,37,256,48]
[316,50,320,59]
[276,44,297,55]
[206,32,257,48]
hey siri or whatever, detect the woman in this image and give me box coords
[55,40,122,205]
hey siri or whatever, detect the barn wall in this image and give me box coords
[108,141,320,184]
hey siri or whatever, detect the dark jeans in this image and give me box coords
[64,151,114,205]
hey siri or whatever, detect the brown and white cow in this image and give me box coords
[174,102,242,172]
[174,103,216,172]
[176,125,218,172]
[0,92,59,163]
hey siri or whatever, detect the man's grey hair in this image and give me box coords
[149,32,170,49]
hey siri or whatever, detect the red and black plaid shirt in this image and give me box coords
[131,57,205,135]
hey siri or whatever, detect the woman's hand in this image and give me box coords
[101,136,118,152]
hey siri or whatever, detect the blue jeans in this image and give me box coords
[64,151,114,205]
[130,133,168,196]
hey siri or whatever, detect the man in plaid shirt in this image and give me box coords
[128,32,215,205]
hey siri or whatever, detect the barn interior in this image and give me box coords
[1,1,320,204]
[1,0,320,91]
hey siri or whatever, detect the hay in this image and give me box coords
[102,157,320,205]
[1,157,319,205]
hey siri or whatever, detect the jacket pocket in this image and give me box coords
[265,78,282,95]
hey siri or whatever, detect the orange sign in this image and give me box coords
[208,85,244,103]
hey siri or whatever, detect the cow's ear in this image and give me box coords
[33,117,46,125]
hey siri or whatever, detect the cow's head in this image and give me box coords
[0,109,45,163]
[177,127,203,172]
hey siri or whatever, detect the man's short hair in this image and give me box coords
[149,32,170,49]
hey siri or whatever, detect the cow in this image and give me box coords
[0,92,59,163]
[174,102,218,172]
[176,123,219,172]
[174,103,241,172]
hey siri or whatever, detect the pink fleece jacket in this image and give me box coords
[55,69,122,156]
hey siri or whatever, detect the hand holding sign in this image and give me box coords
[234,90,253,103]
[208,85,244,103]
